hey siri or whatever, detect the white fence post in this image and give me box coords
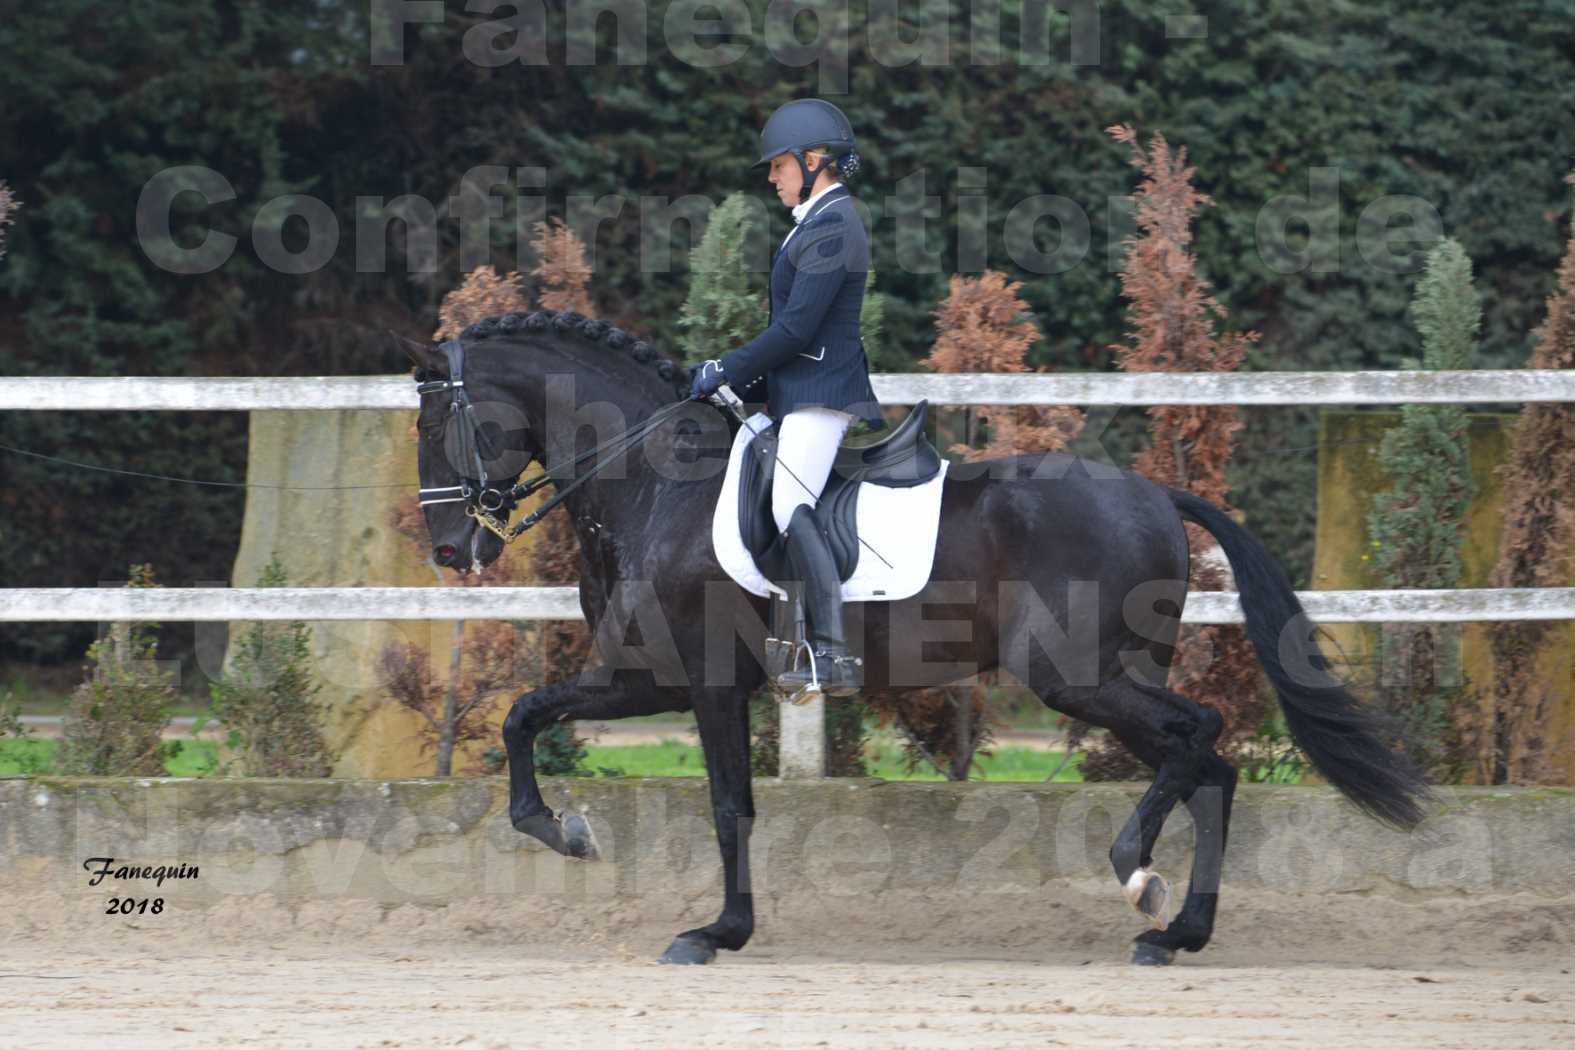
[778,695,826,779]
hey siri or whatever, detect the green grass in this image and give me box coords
[582,742,710,777]
[864,741,1085,782]
[581,739,1085,781]
[2,737,1086,782]
[0,738,219,777]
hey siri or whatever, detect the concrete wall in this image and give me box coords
[6,778,1570,913]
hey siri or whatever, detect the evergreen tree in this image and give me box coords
[208,557,337,778]
[677,193,769,364]
[1365,237,1480,776]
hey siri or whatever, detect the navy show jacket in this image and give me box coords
[718,185,882,424]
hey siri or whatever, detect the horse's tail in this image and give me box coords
[1166,486,1431,829]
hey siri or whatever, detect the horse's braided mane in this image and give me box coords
[453,308,689,400]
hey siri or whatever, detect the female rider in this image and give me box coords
[690,97,880,695]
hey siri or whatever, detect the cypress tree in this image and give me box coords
[1365,237,1480,775]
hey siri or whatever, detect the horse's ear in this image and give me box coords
[390,329,438,371]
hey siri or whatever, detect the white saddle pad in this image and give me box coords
[710,412,949,602]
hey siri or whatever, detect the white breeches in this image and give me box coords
[772,406,856,533]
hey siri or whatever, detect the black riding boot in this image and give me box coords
[775,504,862,697]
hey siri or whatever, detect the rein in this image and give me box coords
[500,397,692,540]
[417,341,690,544]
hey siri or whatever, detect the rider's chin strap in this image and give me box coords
[793,147,828,205]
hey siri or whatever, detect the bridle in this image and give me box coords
[415,341,691,544]
[416,341,536,542]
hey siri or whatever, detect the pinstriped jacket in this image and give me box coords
[718,185,882,425]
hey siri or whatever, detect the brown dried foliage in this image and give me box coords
[390,219,599,773]
[925,271,1085,460]
[531,509,594,682]
[532,217,594,314]
[434,266,529,342]
[1084,127,1266,779]
[414,218,600,741]
[1477,169,1575,784]
[385,488,533,775]
[871,272,1085,777]
[378,620,530,770]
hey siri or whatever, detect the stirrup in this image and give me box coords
[776,642,862,701]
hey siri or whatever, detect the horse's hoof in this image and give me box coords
[658,936,716,966]
[1122,868,1172,929]
[513,810,599,860]
[561,812,601,861]
[1131,941,1176,967]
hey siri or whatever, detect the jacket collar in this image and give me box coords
[791,181,847,225]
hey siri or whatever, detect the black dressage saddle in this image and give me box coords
[738,400,943,585]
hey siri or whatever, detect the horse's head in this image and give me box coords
[398,311,721,576]
[403,336,533,575]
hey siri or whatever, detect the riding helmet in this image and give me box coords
[751,98,858,203]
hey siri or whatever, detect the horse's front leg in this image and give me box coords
[658,685,757,965]
[502,675,688,859]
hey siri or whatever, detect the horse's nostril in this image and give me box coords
[433,544,456,565]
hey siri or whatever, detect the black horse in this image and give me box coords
[405,308,1430,967]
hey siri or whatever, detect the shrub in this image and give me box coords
[380,621,525,777]
[677,193,769,364]
[433,265,528,341]
[530,217,594,314]
[0,689,48,775]
[534,721,591,777]
[1481,170,1575,785]
[55,564,179,776]
[207,557,337,777]
[1365,238,1480,779]
[926,270,1084,460]
[862,685,999,781]
[1087,126,1264,780]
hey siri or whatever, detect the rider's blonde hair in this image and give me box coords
[804,144,840,176]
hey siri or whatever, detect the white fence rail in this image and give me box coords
[5,368,1570,778]
[3,586,1572,624]
[3,369,1574,410]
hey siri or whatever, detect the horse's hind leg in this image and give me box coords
[1132,749,1238,966]
[1037,675,1228,965]
[502,674,688,859]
